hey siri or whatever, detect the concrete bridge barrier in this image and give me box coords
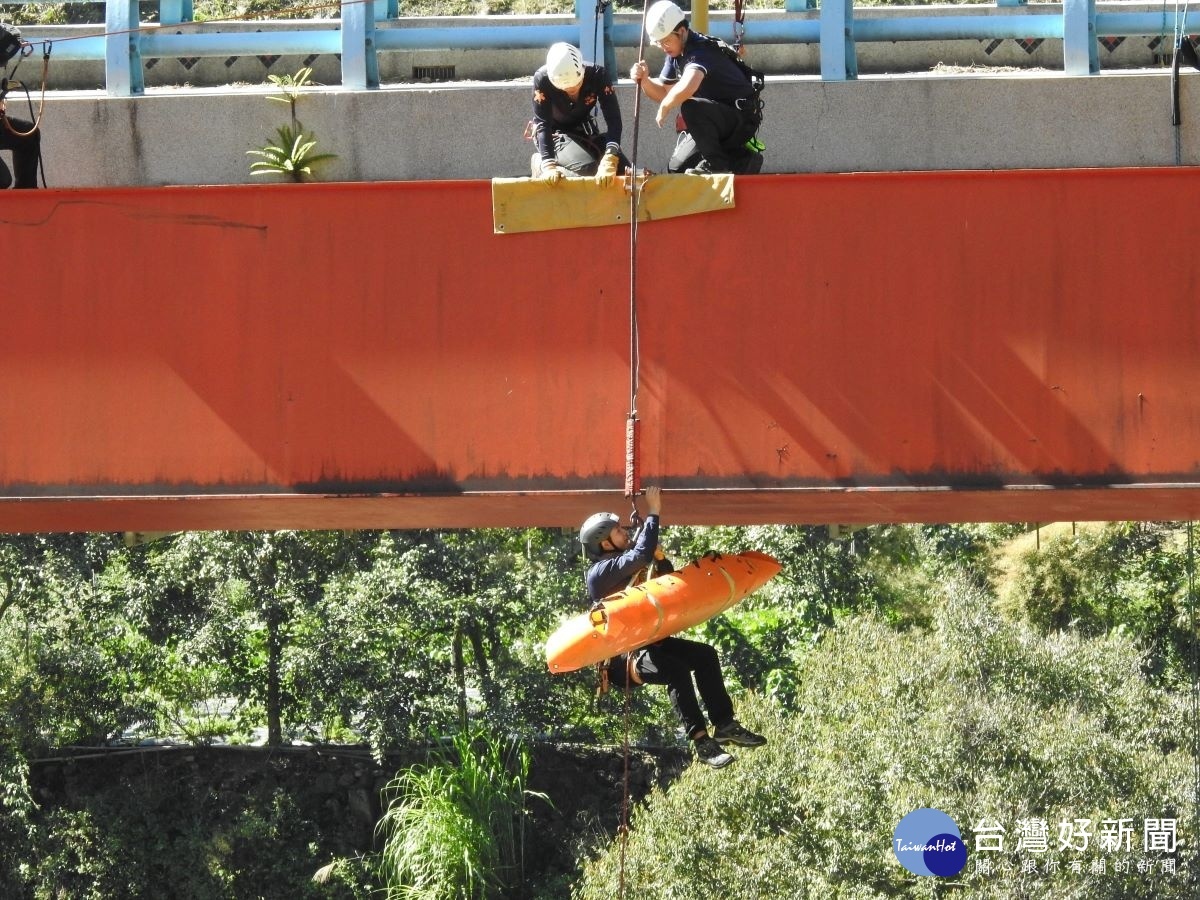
[28,67,1200,187]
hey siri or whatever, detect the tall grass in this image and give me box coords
[376,729,546,900]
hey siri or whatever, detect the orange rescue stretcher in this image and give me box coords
[545,550,782,673]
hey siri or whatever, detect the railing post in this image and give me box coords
[820,0,857,81]
[373,0,399,19]
[341,0,379,89]
[105,0,144,96]
[159,0,194,26]
[1063,0,1099,74]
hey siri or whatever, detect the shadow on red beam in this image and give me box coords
[4,485,1200,534]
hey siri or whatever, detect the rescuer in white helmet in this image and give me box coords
[529,42,629,185]
[631,0,765,175]
[579,486,768,770]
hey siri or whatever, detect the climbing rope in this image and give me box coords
[1170,0,1194,163]
[2,43,51,139]
[617,662,632,897]
[625,1,651,505]
[615,14,654,891]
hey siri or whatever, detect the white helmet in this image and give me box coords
[546,42,585,90]
[646,0,686,42]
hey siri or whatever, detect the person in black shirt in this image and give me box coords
[530,42,628,184]
[579,486,767,768]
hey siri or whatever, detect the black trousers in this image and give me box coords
[668,97,758,173]
[552,130,631,176]
[0,117,41,188]
[628,636,735,739]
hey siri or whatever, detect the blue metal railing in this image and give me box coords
[19,0,1200,95]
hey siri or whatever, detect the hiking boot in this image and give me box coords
[713,720,767,748]
[735,151,763,175]
[693,736,734,768]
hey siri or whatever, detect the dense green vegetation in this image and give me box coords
[0,521,1197,896]
[577,578,1194,898]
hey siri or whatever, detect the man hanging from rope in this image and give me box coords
[528,42,630,184]
[0,23,42,189]
[579,486,767,769]
[629,0,765,176]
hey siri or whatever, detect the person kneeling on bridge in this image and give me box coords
[528,42,629,185]
[630,0,765,176]
[0,24,41,189]
[579,486,766,769]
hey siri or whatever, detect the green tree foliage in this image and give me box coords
[0,533,151,753]
[92,530,380,746]
[296,527,586,753]
[0,746,36,896]
[1002,523,1196,678]
[0,527,586,755]
[27,754,376,900]
[659,524,996,708]
[575,576,1194,898]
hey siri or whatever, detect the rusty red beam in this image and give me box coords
[2,171,1199,532]
[7,486,1200,534]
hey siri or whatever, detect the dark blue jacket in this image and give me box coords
[658,30,755,105]
[585,515,676,602]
